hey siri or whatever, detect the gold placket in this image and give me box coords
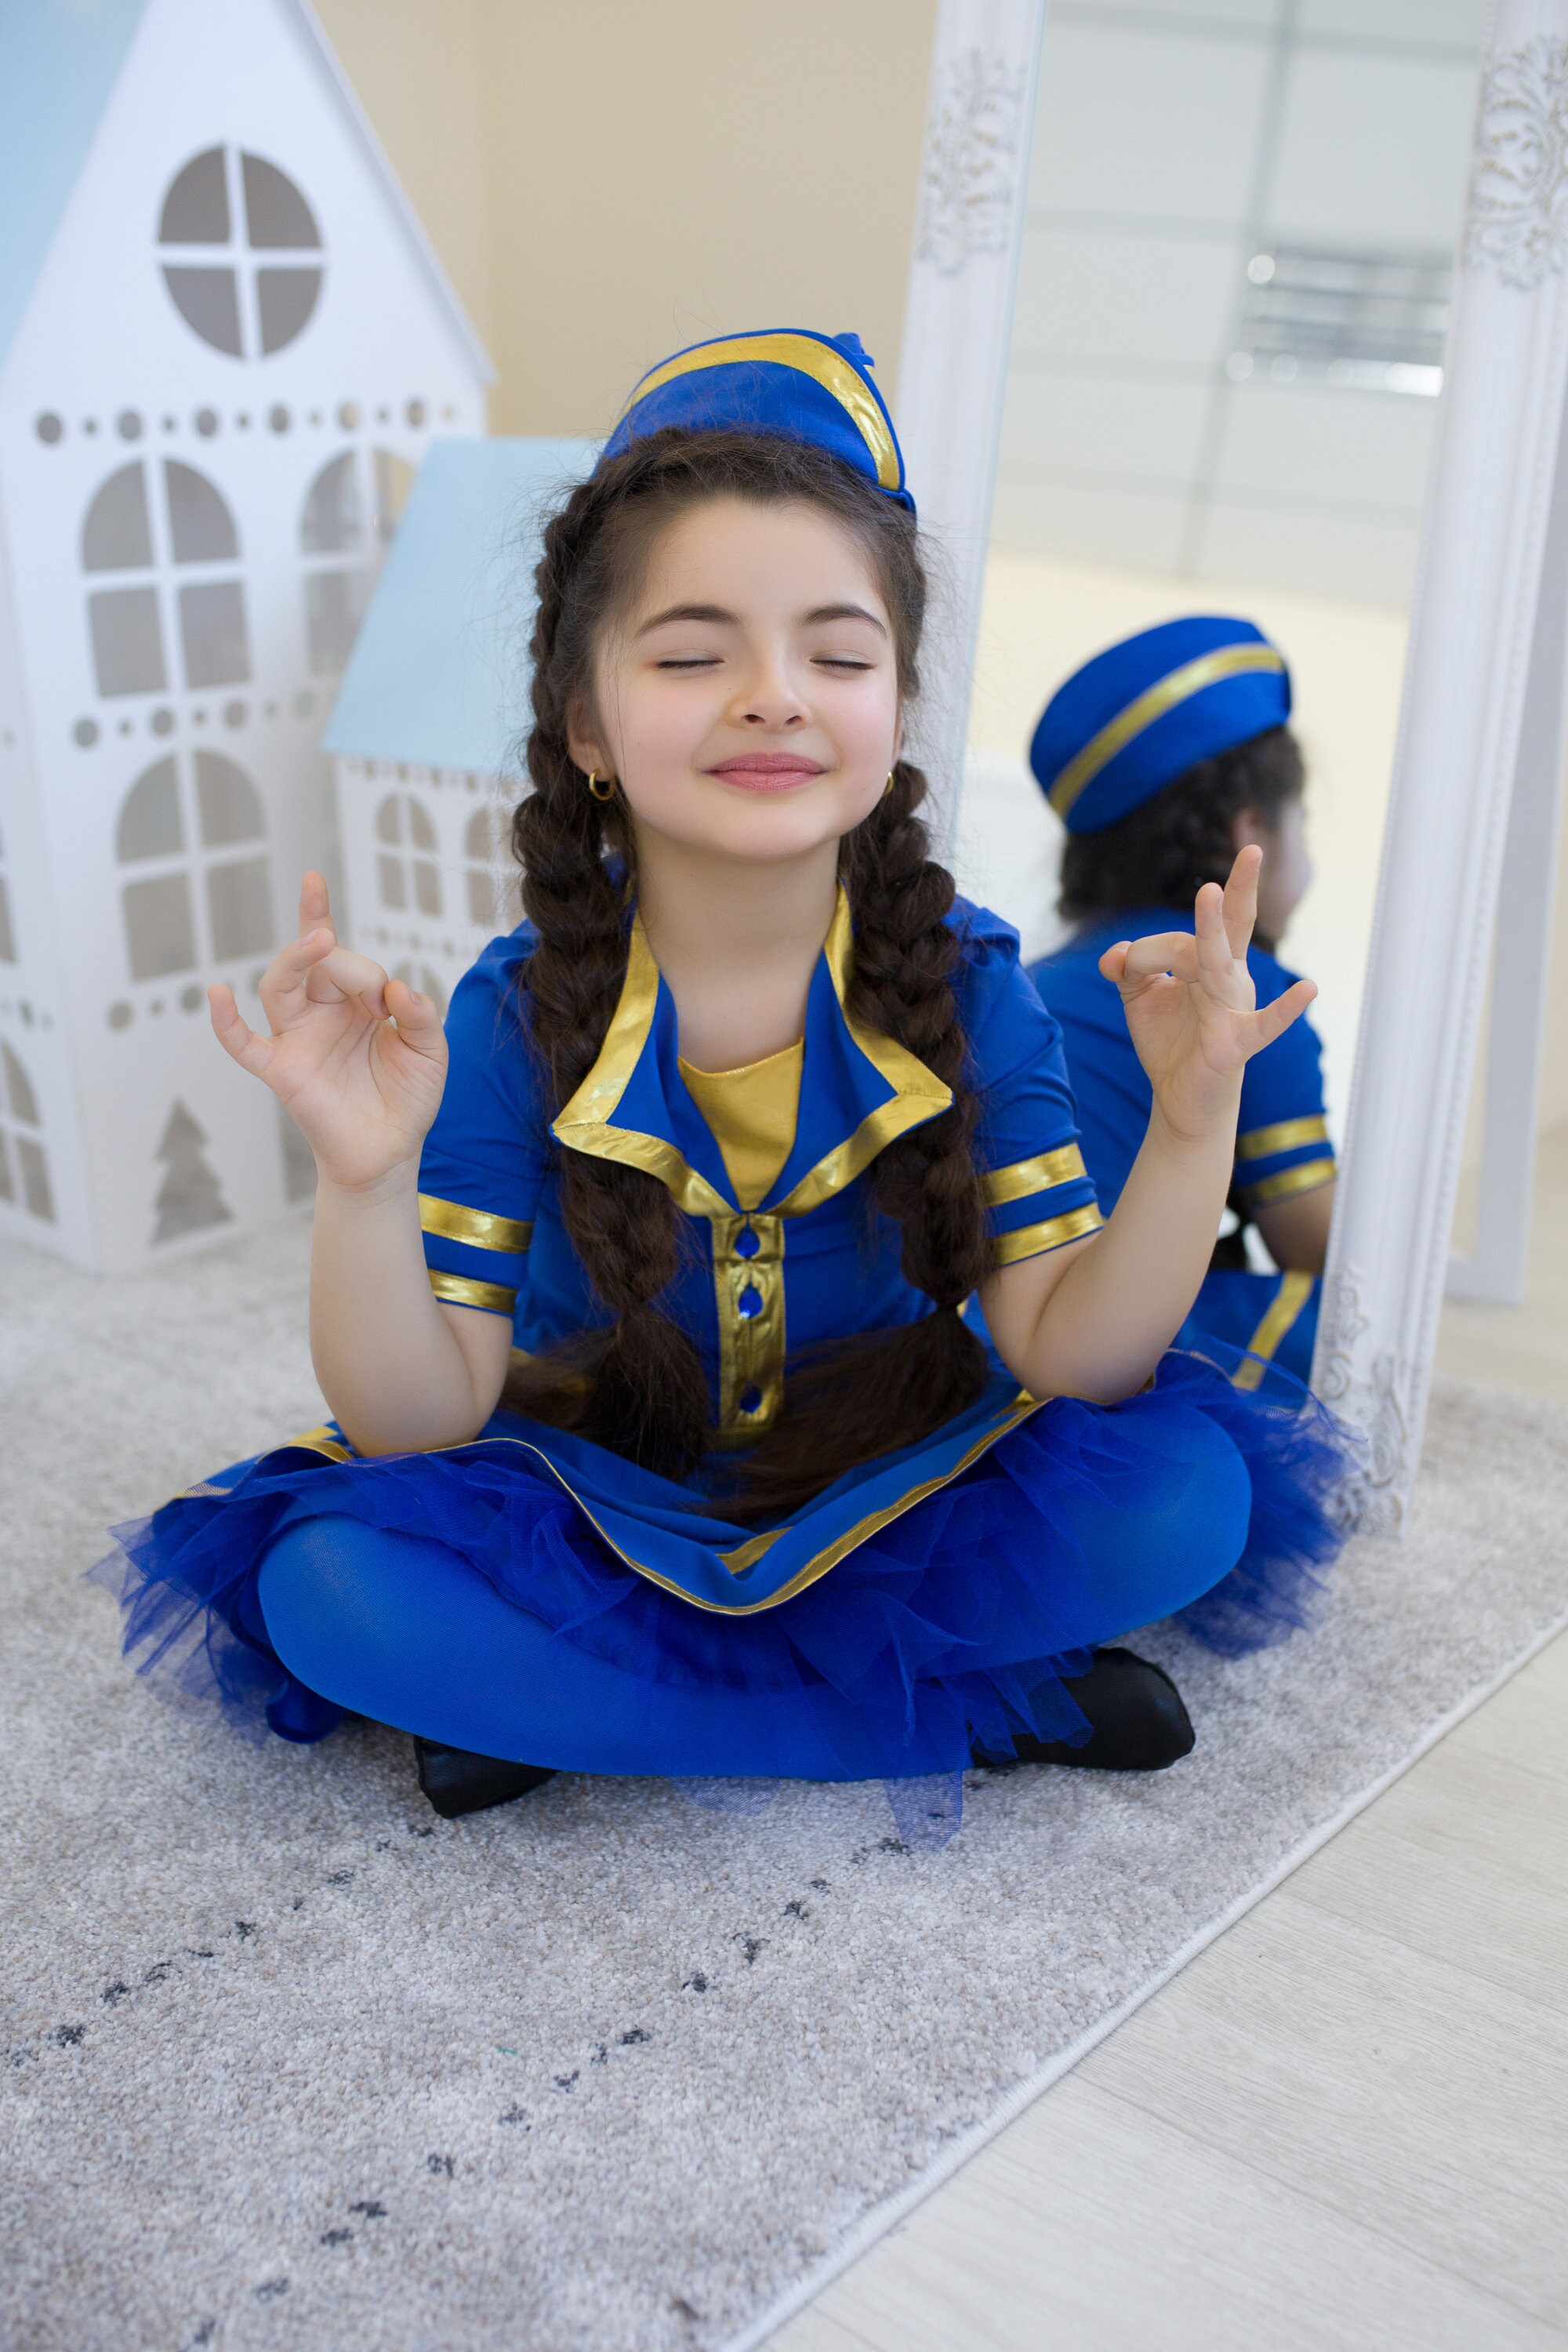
[710,1210,786,1444]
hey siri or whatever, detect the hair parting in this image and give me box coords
[503,428,991,1512]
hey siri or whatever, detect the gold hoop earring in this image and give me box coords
[586,769,615,803]
[882,770,895,799]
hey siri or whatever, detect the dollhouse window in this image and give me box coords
[299,449,416,673]
[117,752,274,981]
[82,461,250,697]
[158,146,323,359]
[465,805,509,927]
[0,1041,53,1221]
[375,791,441,916]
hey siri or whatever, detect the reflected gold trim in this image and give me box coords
[419,1192,533,1254]
[1048,645,1288,821]
[992,1202,1103,1265]
[618,332,902,492]
[1232,1269,1315,1392]
[429,1268,517,1316]
[1234,1114,1329,1164]
[1240,1156,1335,1208]
[980,1144,1087,1207]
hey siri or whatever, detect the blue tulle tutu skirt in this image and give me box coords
[93,1341,1348,1813]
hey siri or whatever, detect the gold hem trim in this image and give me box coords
[419,1192,533,1254]
[1231,1269,1315,1392]
[1240,1157,1335,1208]
[617,332,902,492]
[980,1144,1088,1207]
[242,1397,1044,1616]
[992,1202,1104,1265]
[1048,644,1287,822]
[429,1268,517,1316]
[1234,1114,1329,1165]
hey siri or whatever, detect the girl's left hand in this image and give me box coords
[1100,845,1316,1141]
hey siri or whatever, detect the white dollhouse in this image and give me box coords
[325,436,596,1022]
[0,0,491,1272]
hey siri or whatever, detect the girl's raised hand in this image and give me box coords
[1098,845,1316,1142]
[209,872,448,1192]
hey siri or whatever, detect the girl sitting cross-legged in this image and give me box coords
[96,331,1348,1838]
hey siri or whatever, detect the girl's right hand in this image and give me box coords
[209,872,448,1193]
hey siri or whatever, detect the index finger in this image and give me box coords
[298,869,336,945]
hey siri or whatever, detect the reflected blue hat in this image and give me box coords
[1030,615,1292,834]
[599,328,913,513]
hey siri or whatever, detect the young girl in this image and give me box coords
[1028,619,1334,1391]
[99,332,1345,1834]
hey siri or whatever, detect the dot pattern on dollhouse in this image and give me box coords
[0,0,492,1272]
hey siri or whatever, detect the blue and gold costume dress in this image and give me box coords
[1027,615,1334,1388]
[94,336,1345,1800]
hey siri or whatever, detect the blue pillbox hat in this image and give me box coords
[599,328,913,514]
[1030,615,1292,833]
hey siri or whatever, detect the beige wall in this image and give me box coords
[315,0,935,437]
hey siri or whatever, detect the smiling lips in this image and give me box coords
[706,752,827,793]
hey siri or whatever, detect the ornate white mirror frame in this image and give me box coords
[897,0,1568,1533]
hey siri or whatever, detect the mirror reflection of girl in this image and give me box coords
[96,339,1346,1840]
[1028,621,1334,1392]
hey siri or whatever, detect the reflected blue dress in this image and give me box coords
[1030,910,1336,1388]
[96,893,1347,1791]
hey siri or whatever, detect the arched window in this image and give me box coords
[158,144,322,358]
[374,790,441,916]
[117,751,273,980]
[0,1040,53,1221]
[0,819,15,964]
[464,804,510,928]
[391,960,448,1019]
[299,448,416,673]
[82,459,249,697]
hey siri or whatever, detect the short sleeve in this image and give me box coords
[417,935,550,1318]
[1233,947,1335,1213]
[953,905,1104,1267]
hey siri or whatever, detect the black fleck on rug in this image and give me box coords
[5,1220,1567,2352]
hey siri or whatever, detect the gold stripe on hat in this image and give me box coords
[1048,644,1288,822]
[617,333,901,492]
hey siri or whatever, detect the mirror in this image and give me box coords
[951,0,1489,1153]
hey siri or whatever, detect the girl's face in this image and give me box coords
[1236,794,1312,942]
[570,496,902,866]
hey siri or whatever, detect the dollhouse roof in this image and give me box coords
[324,437,597,776]
[0,0,493,378]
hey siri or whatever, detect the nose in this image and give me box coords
[730,643,806,730]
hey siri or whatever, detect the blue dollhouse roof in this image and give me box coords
[0,0,492,377]
[323,438,598,776]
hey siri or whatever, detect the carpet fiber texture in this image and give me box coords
[5,1218,1568,2352]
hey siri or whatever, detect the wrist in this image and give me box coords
[1146,1086,1240,1154]
[314,1159,423,1212]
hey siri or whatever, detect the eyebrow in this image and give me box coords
[635,599,888,637]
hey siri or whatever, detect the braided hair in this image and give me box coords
[506,429,991,1516]
[1058,725,1305,953]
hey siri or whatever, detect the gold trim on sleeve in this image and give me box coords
[992,1202,1104,1265]
[1234,1114,1330,1164]
[429,1268,517,1316]
[617,332,902,492]
[1048,644,1287,822]
[1240,1156,1336,1208]
[418,1193,533,1254]
[980,1144,1088,1207]
[1232,1269,1316,1391]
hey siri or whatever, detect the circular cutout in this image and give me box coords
[268,404,290,433]
[73,718,99,748]
[117,409,143,441]
[194,408,219,437]
[294,689,315,717]
[107,1002,132,1030]
[406,398,426,427]
[338,401,360,430]
[180,983,204,1012]
[151,707,176,736]
[223,699,247,728]
[158,146,323,358]
[34,412,63,445]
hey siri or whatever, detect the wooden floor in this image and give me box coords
[777,1127,1568,2352]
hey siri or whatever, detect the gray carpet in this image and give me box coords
[5,1217,1567,2352]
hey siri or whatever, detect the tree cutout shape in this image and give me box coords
[153,1101,232,1243]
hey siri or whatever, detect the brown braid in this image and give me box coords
[503,429,991,1510]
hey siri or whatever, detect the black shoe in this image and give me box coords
[975,1646,1196,1773]
[413,1737,555,1819]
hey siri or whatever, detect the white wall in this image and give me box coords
[996,0,1486,604]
